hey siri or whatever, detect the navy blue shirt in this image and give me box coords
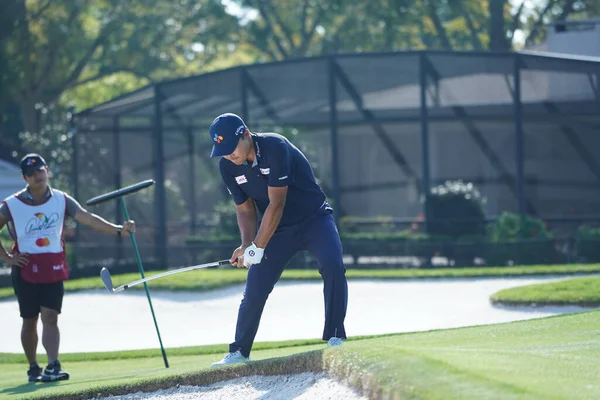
[219,133,332,228]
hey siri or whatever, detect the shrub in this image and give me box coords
[210,199,240,238]
[424,180,486,238]
[485,212,559,266]
[575,225,600,262]
[487,211,552,241]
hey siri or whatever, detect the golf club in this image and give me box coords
[100,259,231,294]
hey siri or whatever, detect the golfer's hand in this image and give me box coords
[121,220,136,237]
[230,245,247,268]
[243,243,264,268]
[6,252,29,268]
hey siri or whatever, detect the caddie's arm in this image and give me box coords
[253,186,287,249]
[236,197,258,247]
[74,209,135,236]
[0,214,28,267]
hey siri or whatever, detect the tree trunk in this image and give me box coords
[18,98,41,135]
[489,0,509,50]
[427,0,454,50]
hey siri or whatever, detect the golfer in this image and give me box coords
[207,113,348,367]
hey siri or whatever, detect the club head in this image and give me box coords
[100,267,115,293]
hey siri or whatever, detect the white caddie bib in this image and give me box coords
[5,190,66,254]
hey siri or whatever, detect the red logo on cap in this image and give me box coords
[213,134,223,143]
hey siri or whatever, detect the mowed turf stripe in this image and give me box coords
[1,312,598,399]
[329,311,600,399]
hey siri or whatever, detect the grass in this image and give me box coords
[2,263,600,300]
[491,276,600,307]
[1,310,599,399]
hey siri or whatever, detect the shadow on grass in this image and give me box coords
[0,380,60,397]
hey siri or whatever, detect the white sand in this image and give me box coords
[96,372,366,400]
[0,275,592,353]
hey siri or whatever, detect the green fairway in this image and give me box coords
[2,263,599,300]
[1,311,599,400]
[336,310,600,399]
[491,276,600,307]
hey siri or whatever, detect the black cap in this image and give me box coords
[20,153,47,176]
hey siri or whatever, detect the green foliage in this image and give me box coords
[341,231,430,241]
[183,199,241,262]
[233,0,586,61]
[575,225,600,262]
[0,227,13,254]
[487,212,553,241]
[3,0,239,104]
[16,104,75,191]
[0,0,241,168]
[340,216,399,234]
[425,180,486,238]
[185,230,432,243]
[210,199,240,239]
[485,212,558,266]
[186,209,567,267]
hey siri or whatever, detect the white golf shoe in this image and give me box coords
[327,337,344,347]
[210,350,250,367]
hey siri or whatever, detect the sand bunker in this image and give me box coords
[97,372,366,400]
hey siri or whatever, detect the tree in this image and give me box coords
[0,0,239,141]
[234,0,433,60]
[231,0,591,61]
[419,0,587,51]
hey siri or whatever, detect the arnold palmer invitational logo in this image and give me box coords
[25,212,59,237]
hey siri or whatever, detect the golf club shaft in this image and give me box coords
[118,259,230,291]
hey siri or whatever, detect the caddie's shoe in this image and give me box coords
[327,337,344,347]
[27,363,42,383]
[210,350,250,367]
[41,360,69,382]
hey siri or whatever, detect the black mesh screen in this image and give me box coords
[72,51,600,267]
[521,57,600,237]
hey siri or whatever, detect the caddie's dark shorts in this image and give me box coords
[11,267,64,319]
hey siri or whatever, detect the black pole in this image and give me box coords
[328,57,342,228]
[514,54,525,215]
[69,108,79,243]
[419,53,431,228]
[596,72,600,104]
[153,86,167,267]
[187,126,197,235]
[241,67,249,123]
[113,117,123,260]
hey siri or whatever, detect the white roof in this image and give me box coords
[0,160,25,202]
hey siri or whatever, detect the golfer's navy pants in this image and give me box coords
[229,213,348,358]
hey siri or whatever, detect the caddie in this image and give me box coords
[0,153,136,383]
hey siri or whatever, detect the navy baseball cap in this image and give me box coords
[20,153,47,176]
[209,113,247,157]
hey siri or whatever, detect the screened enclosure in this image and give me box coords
[72,50,600,268]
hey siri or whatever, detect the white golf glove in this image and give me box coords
[243,243,264,267]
